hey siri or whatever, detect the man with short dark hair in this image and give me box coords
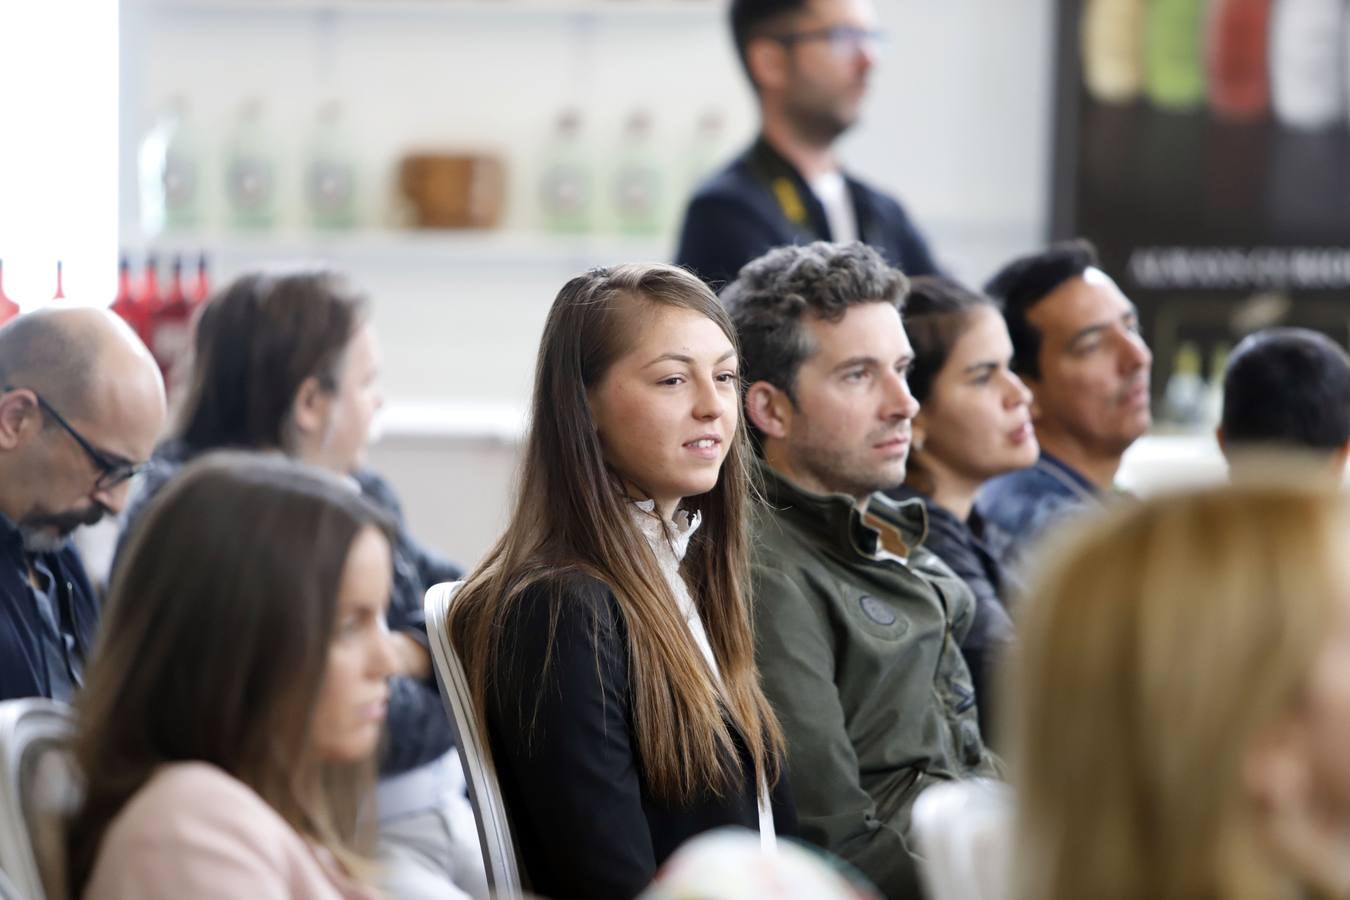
[1218,327,1350,469]
[975,240,1152,569]
[675,0,938,290]
[0,308,166,701]
[726,241,996,899]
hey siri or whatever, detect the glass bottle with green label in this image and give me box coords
[305,100,359,230]
[539,108,593,234]
[612,109,663,236]
[224,98,278,231]
[138,96,202,234]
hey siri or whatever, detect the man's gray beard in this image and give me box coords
[19,527,66,554]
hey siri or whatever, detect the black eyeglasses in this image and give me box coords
[771,25,886,56]
[4,385,146,491]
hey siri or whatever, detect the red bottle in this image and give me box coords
[191,252,210,306]
[136,255,162,348]
[0,260,19,325]
[52,260,65,301]
[110,255,147,338]
[151,256,194,385]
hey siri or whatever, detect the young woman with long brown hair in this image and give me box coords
[68,454,397,899]
[448,263,794,900]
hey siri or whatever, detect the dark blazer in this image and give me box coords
[674,136,940,291]
[0,514,98,702]
[487,572,797,900]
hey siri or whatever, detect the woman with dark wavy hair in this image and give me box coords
[449,263,795,900]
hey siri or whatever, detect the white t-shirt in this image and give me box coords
[808,170,858,244]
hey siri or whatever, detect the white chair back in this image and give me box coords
[0,699,78,900]
[910,778,1013,900]
[424,581,524,898]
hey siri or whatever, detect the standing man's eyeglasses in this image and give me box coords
[3,385,146,490]
[771,26,886,57]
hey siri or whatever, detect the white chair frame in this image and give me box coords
[424,581,524,898]
[0,699,76,900]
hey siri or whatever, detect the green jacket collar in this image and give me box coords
[755,459,930,561]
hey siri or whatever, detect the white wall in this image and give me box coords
[124,0,1058,403]
[1,1,120,306]
[845,0,1056,282]
[122,0,1059,563]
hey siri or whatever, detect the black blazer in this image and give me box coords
[674,136,940,291]
[486,572,797,900]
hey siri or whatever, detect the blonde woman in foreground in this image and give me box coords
[1011,470,1350,900]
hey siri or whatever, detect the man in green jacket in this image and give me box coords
[723,241,999,899]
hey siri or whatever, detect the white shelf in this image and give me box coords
[376,399,527,443]
[148,0,722,23]
[121,229,676,268]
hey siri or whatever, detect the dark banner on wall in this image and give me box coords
[1051,0,1350,426]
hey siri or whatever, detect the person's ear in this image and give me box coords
[1023,377,1045,424]
[745,381,792,441]
[290,375,331,441]
[1243,716,1313,835]
[746,36,790,94]
[1215,425,1237,469]
[0,390,40,451]
[1245,715,1350,896]
[1333,437,1350,476]
[912,411,928,454]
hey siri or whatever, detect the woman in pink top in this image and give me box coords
[66,453,399,899]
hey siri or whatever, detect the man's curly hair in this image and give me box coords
[721,241,909,403]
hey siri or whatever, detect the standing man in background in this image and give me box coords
[675,0,939,289]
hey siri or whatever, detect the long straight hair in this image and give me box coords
[449,263,783,804]
[67,453,394,894]
[1010,472,1350,900]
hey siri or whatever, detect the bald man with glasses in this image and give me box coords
[675,0,940,290]
[0,307,165,701]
